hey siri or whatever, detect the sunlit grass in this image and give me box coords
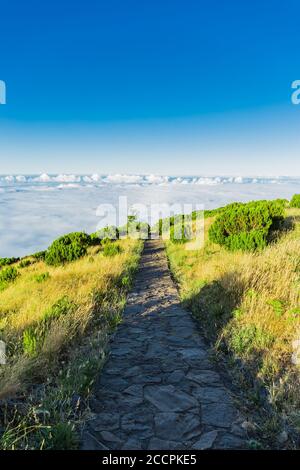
[166,207,300,445]
[0,238,143,449]
[0,240,137,335]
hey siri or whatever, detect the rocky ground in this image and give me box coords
[81,240,247,450]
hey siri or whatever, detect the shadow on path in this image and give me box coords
[81,240,247,450]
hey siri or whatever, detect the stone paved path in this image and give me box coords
[81,240,247,450]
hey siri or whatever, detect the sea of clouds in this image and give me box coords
[0,173,299,257]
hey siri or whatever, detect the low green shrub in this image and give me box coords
[19,259,31,268]
[102,242,123,257]
[45,232,91,266]
[0,266,19,290]
[92,226,119,242]
[209,200,285,251]
[0,266,18,282]
[0,257,19,267]
[32,251,46,261]
[89,233,101,245]
[192,207,225,220]
[290,194,300,208]
[101,237,113,245]
[34,272,50,283]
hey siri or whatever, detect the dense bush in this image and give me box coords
[209,200,285,251]
[192,207,225,221]
[290,194,300,208]
[45,232,91,266]
[0,257,19,267]
[32,250,46,261]
[155,209,217,231]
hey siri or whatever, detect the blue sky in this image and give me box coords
[0,0,300,175]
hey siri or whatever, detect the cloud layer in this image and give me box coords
[1,174,299,258]
[2,173,300,188]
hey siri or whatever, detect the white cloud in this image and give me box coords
[104,174,144,184]
[53,174,81,183]
[34,173,52,182]
[16,175,26,182]
[1,173,299,257]
[91,173,102,182]
[234,176,244,183]
[4,175,15,182]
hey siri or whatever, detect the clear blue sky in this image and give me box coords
[0,0,300,175]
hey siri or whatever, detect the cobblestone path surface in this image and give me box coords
[81,240,246,450]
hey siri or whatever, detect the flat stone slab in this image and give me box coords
[202,403,238,428]
[154,412,201,441]
[90,413,120,432]
[147,437,182,450]
[81,240,245,450]
[191,386,232,403]
[144,385,199,412]
[186,370,221,385]
[192,430,218,449]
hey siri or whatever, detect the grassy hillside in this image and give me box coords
[0,237,142,449]
[166,205,300,448]
[1,202,300,449]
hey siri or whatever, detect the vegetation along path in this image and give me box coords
[82,240,247,450]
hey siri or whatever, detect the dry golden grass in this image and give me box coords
[167,216,253,297]
[221,236,300,364]
[0,238,142,395]
[167,208,300,437]
[0,239,137,333]
[168,209,300,353]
